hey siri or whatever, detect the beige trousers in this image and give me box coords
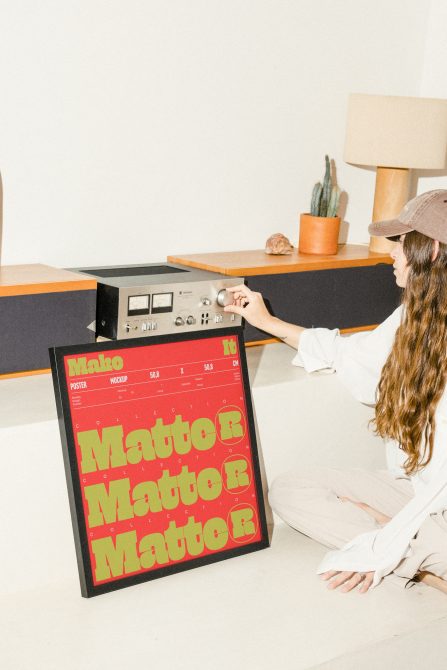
[268,466,447,582]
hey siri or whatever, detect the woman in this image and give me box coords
[224,189,447,594]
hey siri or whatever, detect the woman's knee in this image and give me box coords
[268,473,292,513]
[268,466,326,515]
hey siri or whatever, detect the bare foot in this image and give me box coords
[416,571,447,595]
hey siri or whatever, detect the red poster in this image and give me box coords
[51,328,269,597]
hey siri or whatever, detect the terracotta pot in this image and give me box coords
[298,213,341,255]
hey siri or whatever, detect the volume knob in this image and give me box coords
[216,289,233,307]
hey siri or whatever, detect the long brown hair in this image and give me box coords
[373,231,447,475]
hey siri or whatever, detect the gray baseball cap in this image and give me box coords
[368,189,447,243]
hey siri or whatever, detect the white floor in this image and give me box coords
[2,344,447,670]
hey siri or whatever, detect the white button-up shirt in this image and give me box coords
[293,306,447,586]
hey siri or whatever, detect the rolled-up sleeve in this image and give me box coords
[292,327,341,373]
[293,306,403,405]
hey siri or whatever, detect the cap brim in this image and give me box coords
[368,219,414,238]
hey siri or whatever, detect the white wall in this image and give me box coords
[415,0,447,194]
[0,0,435,268]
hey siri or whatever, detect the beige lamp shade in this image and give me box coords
[344,93,447,169]
[344,93,447,252]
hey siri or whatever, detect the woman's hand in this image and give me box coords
[224,284,274,332]
[320,570,375,593]
[224,284,305,349]
[320,499,390,593]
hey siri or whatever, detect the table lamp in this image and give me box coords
[344,93,447,252]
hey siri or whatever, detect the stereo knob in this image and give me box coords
[216,289,233,307]
[186,315,196,325]
[175,316,185,326]
[201,297,211,306]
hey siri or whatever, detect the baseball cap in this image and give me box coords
[368,189,447,243]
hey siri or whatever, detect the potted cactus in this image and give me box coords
[299,155,342,255]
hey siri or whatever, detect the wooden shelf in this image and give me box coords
[0,263,97,376]
[167,244,392,277]
[0,264,96,297]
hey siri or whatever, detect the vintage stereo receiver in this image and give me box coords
[74,263,243,340]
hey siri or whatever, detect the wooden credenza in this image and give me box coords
[0,264,97,377]
[168,245,401,343]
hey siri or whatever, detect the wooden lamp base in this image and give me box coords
[369,167,410,253]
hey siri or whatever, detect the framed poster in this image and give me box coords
[50,327,269,597]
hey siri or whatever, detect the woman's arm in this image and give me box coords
[224,284,305,350]
[224,287,406,410]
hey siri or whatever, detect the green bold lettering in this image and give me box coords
[183,516,204,557]
[151,418,173,458]
[218,410,244,441]
[111,355,124,371]
[230,507,255,539]
[197,467,222,501]
[222,338,237,355]
[132,480,162,515]
[125,429,155,464]
[67,357,88,376]
[203,517,228,550]
[158,469,179,510]
[87,359,101,373]
[139,532,169,569]
[177,465,198,505]
[84,478,133,528]
[164,521,186,561]
[97,354,112,371]
[92,530,140,581]
[170,415,191,455]
[191,417,216,451]
[78,425,126,474]
[224,458,249,489]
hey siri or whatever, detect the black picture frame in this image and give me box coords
[50,327,269,597]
